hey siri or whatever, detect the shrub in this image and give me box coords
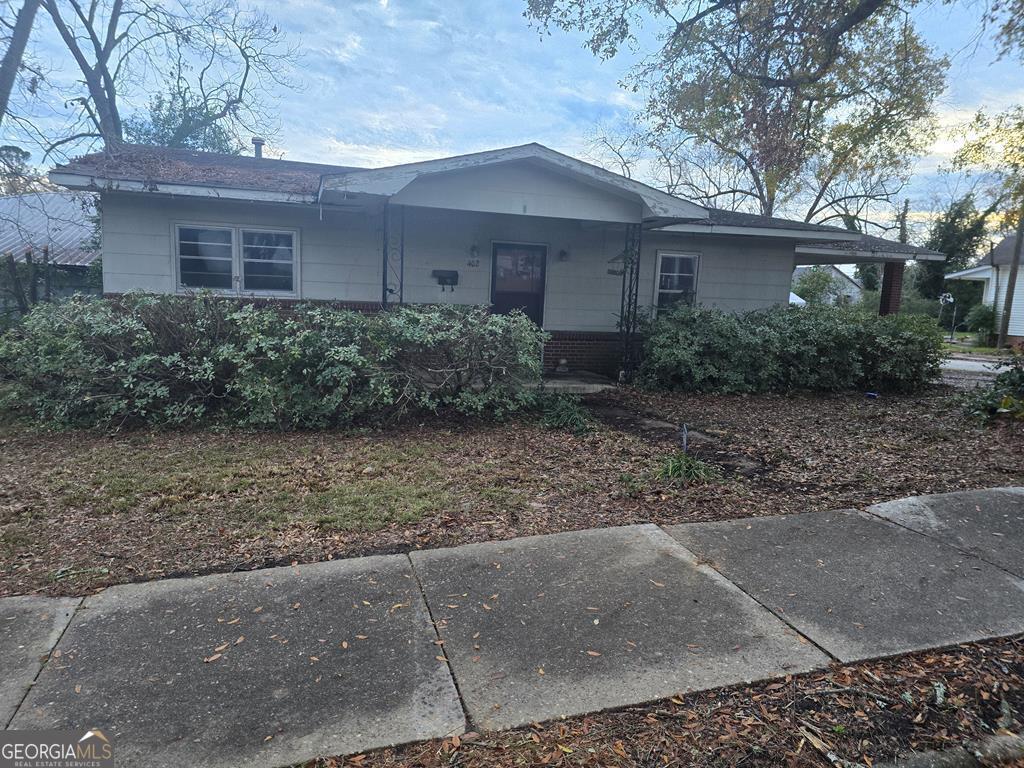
[639,304,944,394]
[0,296,545,429]
[960,352,1024,421]
[965,303,996,346]
[655,451,722,486]
[538,393,592,434]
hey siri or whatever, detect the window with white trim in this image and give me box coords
[655,251,698,310]
[175,225,297,294]
[242,230,294,292]
[177,226,234,290]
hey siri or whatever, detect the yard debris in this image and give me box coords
[309,635,1024,768]
[2,389,1021,598]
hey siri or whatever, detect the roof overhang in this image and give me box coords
[319,143,708,223]
[795,244,946,263]
[660,223,861,241]
[946,265,994,281]
[49,172,319,205]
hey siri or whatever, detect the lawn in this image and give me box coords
[2,387,1023,597]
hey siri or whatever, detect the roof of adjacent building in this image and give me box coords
[793,264,863,291]
[0,191,99,266]
[984,234,1020,266]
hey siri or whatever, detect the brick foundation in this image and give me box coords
[543,332,623,377]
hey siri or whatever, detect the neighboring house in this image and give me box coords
[792,264,863,305]
[49,142,944,374]
[0,191,100,313]
[946,235,1024,345]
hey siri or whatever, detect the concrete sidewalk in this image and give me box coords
[3,488,1024,767]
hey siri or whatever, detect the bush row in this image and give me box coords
[638,304,944,394]
[0,295,545,429]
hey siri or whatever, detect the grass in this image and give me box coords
[2,388,1022,596]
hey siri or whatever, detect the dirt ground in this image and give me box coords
[326,635,1024,768]
[2,386,1022,597]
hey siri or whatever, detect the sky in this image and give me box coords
[9,0,1024,212]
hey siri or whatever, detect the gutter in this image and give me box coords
[795,244,946,262]
[661,223,862,241]
[49,172,318,205]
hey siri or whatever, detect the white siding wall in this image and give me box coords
[992,266,1024,337]
[101,193,797,332]
[101,193,381,300]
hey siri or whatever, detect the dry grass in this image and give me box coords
[2,387,1022,597]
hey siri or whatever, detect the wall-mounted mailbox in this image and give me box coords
[431,270,459,291]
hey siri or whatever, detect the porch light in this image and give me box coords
[558,249,569,261]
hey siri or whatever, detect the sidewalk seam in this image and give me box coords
[656,525,839,664]
[860,507,1024,581]
[405,553,473,735]
[4,597,84,729]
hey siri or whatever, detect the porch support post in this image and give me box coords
[380,202,405,306]
[619,222,642,378]
[879,260,904,316]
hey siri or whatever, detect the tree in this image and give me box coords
[527,1,894,89]
[38,0,296,151]
[916,194,997,300]
[794,267,840,305]
[123,89,242,153]
[954,107,1024,347]
[539,1,946,226]
[0,0,40,129]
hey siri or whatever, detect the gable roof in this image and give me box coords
[318,143,709,221]
[0,191,98,266]
[984,234,1020,266]
[793,264,863,291]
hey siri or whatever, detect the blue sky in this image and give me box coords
[12,0,1024,210]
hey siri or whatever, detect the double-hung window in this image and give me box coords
[655,251,698,311]
[176,225,297,295]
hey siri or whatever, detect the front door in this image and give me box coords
[491,243,546,326]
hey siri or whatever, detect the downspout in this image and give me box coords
[381,202,390,307]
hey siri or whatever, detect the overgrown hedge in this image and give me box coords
[0,295,545,429]
[638,304,944,394]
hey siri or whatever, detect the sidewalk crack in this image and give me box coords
[406,553,473,734]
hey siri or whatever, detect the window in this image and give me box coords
[242,230,294,292]
[176,225,297,295]
[655,251,698,310]
[177,226,233,289]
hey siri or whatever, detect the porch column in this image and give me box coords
[878,261,904,316]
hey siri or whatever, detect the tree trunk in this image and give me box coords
[997,209,1024,348]
[0,0,41,129]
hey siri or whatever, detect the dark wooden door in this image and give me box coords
[491,243,546,326]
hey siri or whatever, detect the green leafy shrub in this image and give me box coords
[655,451,722,485]
[965,303,996,345]
[538,393,592,434]
[639,304,943,394]
[0,295,546,429]
[960,352,1024,421]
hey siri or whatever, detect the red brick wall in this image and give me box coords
[543,331,623,376]
[879,262,905,316]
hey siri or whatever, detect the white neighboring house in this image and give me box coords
[792,264,863,305]
[946,235,1024,345]
[50,141,944,374]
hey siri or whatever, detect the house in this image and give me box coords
[946,235,1023,345]
[49,141,944,374]
[0,191,100,315]
[792,265,863,305]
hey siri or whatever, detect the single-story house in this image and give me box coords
[49,141,944,374]
[0,191,101,315]
[792,264,863,305]
[946,235,1023,345]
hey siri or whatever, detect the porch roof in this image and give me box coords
[795,234,945,264]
